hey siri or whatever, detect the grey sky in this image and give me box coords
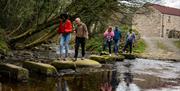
[154,0,180,9]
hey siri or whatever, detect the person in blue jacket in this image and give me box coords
[113,26,122,55]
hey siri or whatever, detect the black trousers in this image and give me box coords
[103,40,112,54]
[123,40,133,53]
[74,37,86,58]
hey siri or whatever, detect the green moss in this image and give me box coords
[174,40,180,49]
[89,55,124,63]
[75,59,102,68]
[0,29,9,54]
[133,39,147,53]
[51,60,75,70]
[100,51,109,55]
[23,61,57,76]
[0,63,29,81]
[51,59,102,69]
[121,53,136,59]
[89,55,106,63]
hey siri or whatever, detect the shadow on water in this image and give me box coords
[0,59,180,91]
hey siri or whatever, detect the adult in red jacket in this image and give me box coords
[57,13,72,60]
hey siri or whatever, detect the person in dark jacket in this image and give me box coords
[122,29,135,54]
[113,26,122,55]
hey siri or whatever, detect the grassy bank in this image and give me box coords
[86,25,146,54]
[133,39,147,53]
[174,40,180,49]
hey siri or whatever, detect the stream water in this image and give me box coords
[0,58,180,91]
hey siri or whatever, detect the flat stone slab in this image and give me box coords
[75,59,102,68]
[0,63,29,81]
[89,55,125,63]
[51,58,102,70]
[51,60,75,70]
[23,61,57,76]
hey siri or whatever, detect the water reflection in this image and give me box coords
[115,61,140,91]
[56,77,69,91]
[0,59,179,91]
[0,82,2,91]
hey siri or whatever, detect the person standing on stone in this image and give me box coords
[122,29,135,54]
[103,26,114,56]
[74,18,88,61]
[113,26,122,55]
[57,13,72,61]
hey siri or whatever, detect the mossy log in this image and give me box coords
[89,55,125,63]
[0,63,29,81]
[122,54,136,59]
[23,61,57,76]
[51,59,102,70]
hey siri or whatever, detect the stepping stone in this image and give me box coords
[23,61,57,76]
[75,59,102,68]
[51,58,102,70]
[51,60,75,70]
[122,54,136,59]
[89,55,125,63]
[0,63,29,81]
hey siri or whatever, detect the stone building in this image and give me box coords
[132,4,180,38]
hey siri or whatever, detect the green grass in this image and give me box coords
[174,40,180,49]
[86,35,104,53]
[133,39,147,53]
[156,40,168,50]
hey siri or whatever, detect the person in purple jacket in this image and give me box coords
[123,29,135,54]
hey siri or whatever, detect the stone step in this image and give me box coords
[122,54,136,59]
[0,63,29,81]
[89,55,125,63]
[51,58,102,70]
[23,61,57,76]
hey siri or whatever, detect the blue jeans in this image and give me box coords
[59,33,71,58]
[114,39,120,54]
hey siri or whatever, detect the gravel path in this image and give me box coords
[141,37,180,61]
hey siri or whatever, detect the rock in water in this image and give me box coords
[23,61,57,76]
[0,63,29,81]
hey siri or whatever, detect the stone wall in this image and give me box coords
[132,6,180,39]
[163,14,180,38]
[132,7,162,37]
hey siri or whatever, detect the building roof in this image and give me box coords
[150,4,180,16]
